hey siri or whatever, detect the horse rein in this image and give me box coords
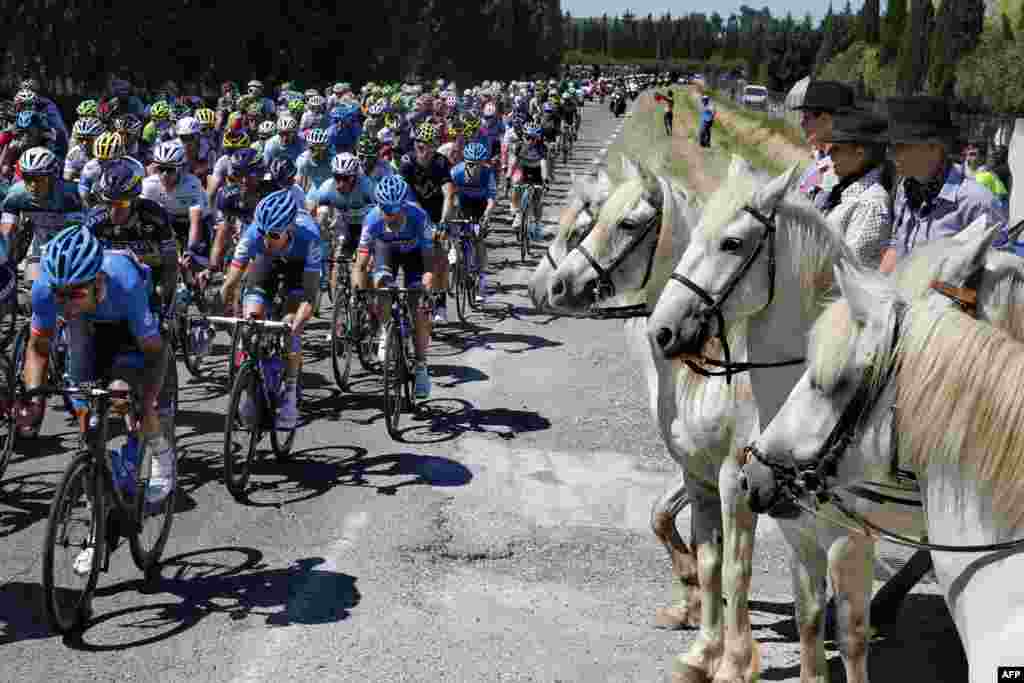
[746,285,1024,552]
[566,206,662,320]
[668,205,805,384]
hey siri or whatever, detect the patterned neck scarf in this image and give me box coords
[904,163,947,211]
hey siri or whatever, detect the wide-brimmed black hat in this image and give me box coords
[791,81,855,113]
[821,107,888,144]
[886,96,958,144]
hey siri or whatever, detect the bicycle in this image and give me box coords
[12,314,74,417]
[210,316,298,501]
[329,257,381,390]
[176,265,221,379]
[363,288,432,440]
[37,377,177,634]
[439,217,488,324]
[0,353,16,481]
[513,182,545,263]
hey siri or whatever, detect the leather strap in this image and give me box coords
[929,280,977,316]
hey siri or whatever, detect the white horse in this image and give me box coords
[645,158,918,683]
[528,168,613,310]
[742,229,1024,681]
[547,156,765,683]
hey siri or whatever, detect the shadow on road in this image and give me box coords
[394,397,551,444]
[755,593,965,682]
[46,548,360,651]
[0,470,60,539]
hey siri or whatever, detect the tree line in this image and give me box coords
[1,0,564,97]
[563,5,829,93]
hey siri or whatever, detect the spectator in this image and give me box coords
[790,80,855,206]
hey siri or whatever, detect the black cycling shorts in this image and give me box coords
[372,242,426,289]
[458,197,487,222]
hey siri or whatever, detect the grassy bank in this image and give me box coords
[702,87,806,149]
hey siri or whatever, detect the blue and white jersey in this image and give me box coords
[231,211,322,275]
[358,202,433,254]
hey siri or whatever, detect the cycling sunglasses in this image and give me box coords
[334,173,357,183]
[380,204,402,216]
[107,198,132,209]
[264,229,289,241]
[179,134,198,144]
[52,282,94,304]
[465,161,480,170]
[157,165,179,175]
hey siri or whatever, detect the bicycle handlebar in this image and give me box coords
[18,383,134,400]
[207,316,291,331]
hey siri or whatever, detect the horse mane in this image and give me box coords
[555,173,612,244]
[697,168,854,320]
[897,299,1024,529]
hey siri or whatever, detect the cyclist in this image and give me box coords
[219,190,321,429]
[1,148,83,289]
[206,129,251,207]
[508,124,549,239]
[449,142,496,304]
[263,116,305,167]
[85,158,178,314]
[141,140,210,254]
[176,116,212,182]
[399,122,454,323]
[16,226,174,509]
[326,104,363,155]
[475,102,505,162]
[352,175,434,399]
[78,131,127,208]
[140,101,175,163]
[315,153,376,292]
[2,110,67,178]
[63,117,105,183]
[296,128,333,204]
[267,157,308,215]
[355,134,394,186]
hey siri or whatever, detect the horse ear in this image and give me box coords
[756,163,803,209]
[728,154,752,179]
[941,215,1002,284]
[835,262,875,323]
[638,162,663,208]
[595,168,612,195]
[621,156,641,180]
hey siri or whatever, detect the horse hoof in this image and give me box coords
[671,659,711,683]
[654,604,701,630]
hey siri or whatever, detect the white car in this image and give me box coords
[742,85,769,109]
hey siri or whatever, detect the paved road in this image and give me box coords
[1,98,964,682]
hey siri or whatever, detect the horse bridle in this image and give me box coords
[744,294,1024,553]
[667,204,806,384]
[743,300,906,515]
[565,205,662,320]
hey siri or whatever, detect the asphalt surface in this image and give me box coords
[0,97,966,682]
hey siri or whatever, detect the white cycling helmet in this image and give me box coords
[331,152,361,176]
[258,120,277,138]
[276,116,298,133]
[153,140,187,166]
[175,116,201,136]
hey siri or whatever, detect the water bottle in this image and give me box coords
[175,283,191,309]
[262,357,284,398]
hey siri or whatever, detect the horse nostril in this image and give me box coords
[550,278,565,297]
[655,327,673,349]
[739,472,750,492]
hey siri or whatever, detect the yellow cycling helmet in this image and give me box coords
[195,108,216,127]
[413,122,437,145]
[149,101,171,121]
[222,130,250,150]
[93,131,125,160]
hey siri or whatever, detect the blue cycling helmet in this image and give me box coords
[268,157,297,187]
[15,110,45,131]
[464,142,488,162]
[524,124,542,138]
[542,102,554,113]
[374,175,408,212]
[96,157,145,200]
[253,189,299,235]
[229,148,263,177]
[43,226,105,288]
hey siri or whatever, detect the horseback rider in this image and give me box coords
[879,96,1010,274]
[791,80,856,205]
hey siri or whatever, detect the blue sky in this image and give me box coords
[561,0,860,22]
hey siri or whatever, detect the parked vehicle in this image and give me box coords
[742,84,769,110]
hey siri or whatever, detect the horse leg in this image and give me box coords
[827,534,874,683]
[712,451,761,683]
[671,482,725,683]
[652,472,701,629]
[779,521,829,683]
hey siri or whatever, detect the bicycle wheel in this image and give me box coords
[223,363,261,501]
[269,372,297,461]
[355,304,379,373]
[453,261,469,324]
[563,137,569,164]
[181,314,209,379]
[382,321,405,440]
[128,436,176,573]
[227,323,243,388]
[465,264,480,312]
[41,451,104,634]
[330,292,354,391]
[0,356,16,482]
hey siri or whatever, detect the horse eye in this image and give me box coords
[620,220,639,231]
[721,237,743,252]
